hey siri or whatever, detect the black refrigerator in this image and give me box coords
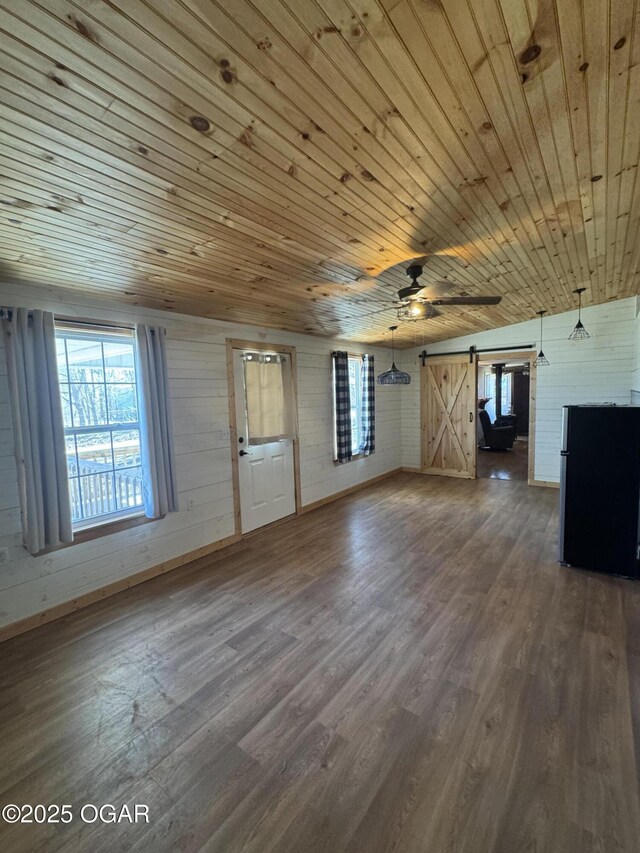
[558,405,640,578]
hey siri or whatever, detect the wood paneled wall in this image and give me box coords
[0,1,639,346]
[0,282,402,630]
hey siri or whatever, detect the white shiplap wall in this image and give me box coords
[633,296,640,397]
[0,283,402,628]
[398,297,638,481]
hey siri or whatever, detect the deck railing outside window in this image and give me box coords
[55,326,144,526]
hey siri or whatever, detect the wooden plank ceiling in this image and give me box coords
[0,0,639,347]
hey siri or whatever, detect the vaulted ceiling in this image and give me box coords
[0,0,638,346]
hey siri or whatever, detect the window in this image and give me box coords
[484,371,512,421]
[348,356,362,453]
[332,351,374,463]
[55,326,144,529]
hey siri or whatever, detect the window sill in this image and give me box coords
[73,512,152,544]
[333,453,364,466]
[33,512,155,555]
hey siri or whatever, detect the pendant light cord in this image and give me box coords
[537,309,546,349]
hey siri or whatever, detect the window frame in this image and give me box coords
[333,353,365,463]
[484,371,513,419]
[55,323,146,532]
[348,355,363,456]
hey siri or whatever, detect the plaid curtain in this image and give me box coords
[360,354,375,455]
[333,350,352,463]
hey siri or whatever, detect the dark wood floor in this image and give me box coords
[477,437,529,481]
[2,473,640,853]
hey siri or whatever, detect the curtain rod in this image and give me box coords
[55,315,135,331]
[419,344,534,365]
[0,307,134,331]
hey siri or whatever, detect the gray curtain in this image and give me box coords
[1,308,72,554]
[135,325,178,519]
[333,351,352,463]
[360,354,375,455]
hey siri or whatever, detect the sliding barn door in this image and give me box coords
[422,355,477,479]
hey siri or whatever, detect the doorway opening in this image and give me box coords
[476,353,536,483]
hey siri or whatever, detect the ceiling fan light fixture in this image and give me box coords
[377,326,411,385]
[568,288,591,341]
[396,299,436,322]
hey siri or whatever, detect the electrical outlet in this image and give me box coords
[0,548,9,565]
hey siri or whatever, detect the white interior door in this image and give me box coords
[233,349,296,533]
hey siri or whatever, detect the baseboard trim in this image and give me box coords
[0,469,407,644]
[402,467,559,489]
[0,533,240,644]
[299,468,402,515]
[528,479,560,489]
[0,465,561,643]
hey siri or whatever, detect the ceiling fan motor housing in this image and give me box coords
[397,263,426,302]
[406,263,424,282]
[398,285,424,302]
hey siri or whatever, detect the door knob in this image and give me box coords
[239,449,252,457]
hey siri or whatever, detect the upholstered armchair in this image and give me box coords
[478,410,516,450]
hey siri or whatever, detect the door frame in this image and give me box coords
[475,350,539,486]
[420,353,478,479]
[226,338,302,536]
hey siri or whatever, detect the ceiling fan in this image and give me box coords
[394,263,502,321]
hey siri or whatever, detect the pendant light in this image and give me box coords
[568,287,590,341]
[377,325,411,385]
[534,310,550,366]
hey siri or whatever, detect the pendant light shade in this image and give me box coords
[568,288,591,341]
[377,326,411,385]
[534,310,550,366]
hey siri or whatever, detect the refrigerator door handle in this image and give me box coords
[558,407,570,564]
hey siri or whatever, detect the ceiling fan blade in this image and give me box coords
[419,280,457,297]
[357,304,394,319]
[430,296,502,306]
[397,280,460,302]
